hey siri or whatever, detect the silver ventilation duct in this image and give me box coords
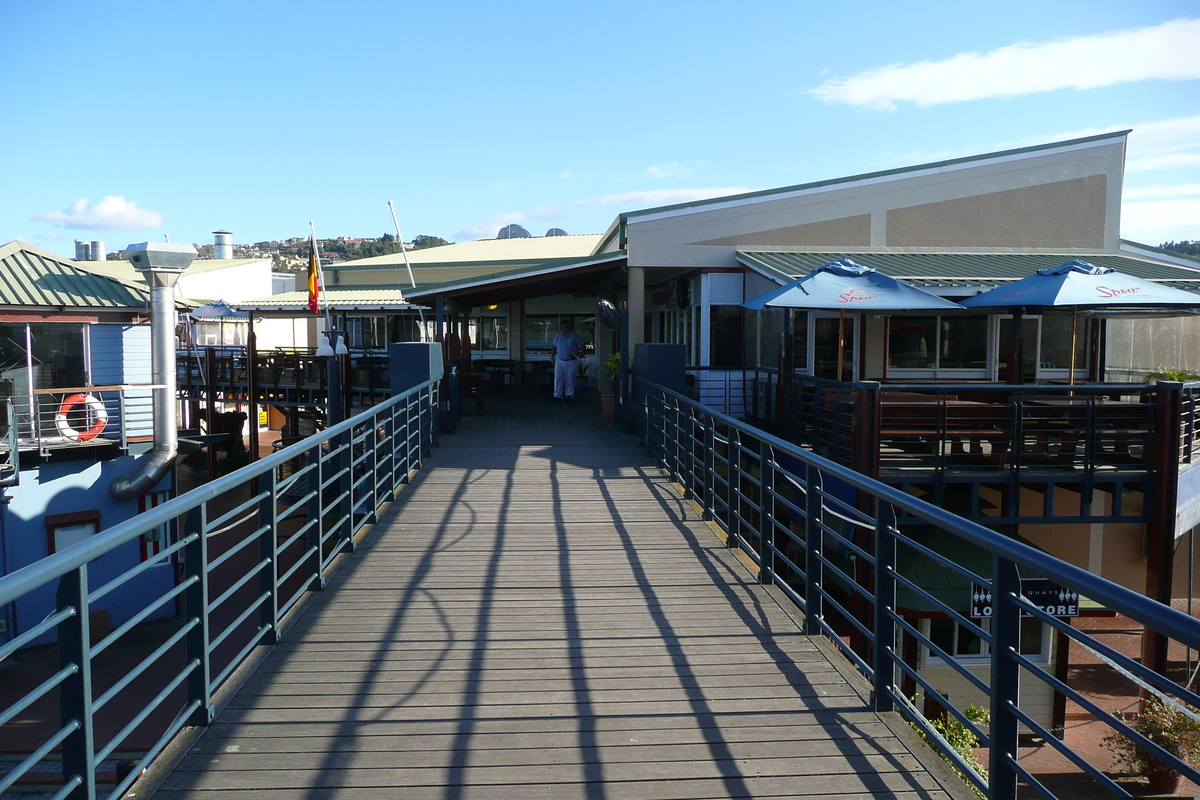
[110,241,197,500]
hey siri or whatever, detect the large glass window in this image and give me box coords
[790,311,808,371]
[710,305,743,367]
[940,317,988,370]
[1039,312,1087,372]
[888,315,988,372]
[346,316,389,350]
[474,316,508,352]
[814,316,854,380]
[525,316,594,356]
[889,317,937,369]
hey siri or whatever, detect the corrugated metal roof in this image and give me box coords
[236,287,423,313]
[334,234,603,270]
[737,251,1200,291]
[0,241,193,310]
[78,257,271,283]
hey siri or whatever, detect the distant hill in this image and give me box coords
[1159,240,1200,258]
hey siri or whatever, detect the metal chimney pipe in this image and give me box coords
[110,241,197,500]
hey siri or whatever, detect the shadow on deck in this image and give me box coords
[151,421,962,799]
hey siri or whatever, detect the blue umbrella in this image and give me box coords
[743,258,963,380]
[962,260,1200,383]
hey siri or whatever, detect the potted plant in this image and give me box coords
[1103,697,1200,793]
[575,357,592,390]
[599,351,622,423]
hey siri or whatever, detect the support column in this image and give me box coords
[628,266,646,349]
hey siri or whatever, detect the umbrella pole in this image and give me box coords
[1069,306,1078,388]
[837,309,845,382]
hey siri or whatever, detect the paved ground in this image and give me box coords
[152,422,958,799]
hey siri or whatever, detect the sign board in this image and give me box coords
[970,578,1079,618]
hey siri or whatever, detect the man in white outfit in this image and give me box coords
[551,319,584,402]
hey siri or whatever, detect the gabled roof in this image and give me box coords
[0,241,194,311]
[331,234,603,271]
[737,251,1200,291]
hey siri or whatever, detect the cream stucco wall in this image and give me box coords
[624,136,1126,270]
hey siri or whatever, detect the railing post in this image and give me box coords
[728,428,742,551]
[182,508,213,726]
[702,416,715,521]
[1144,381,1184,680]
[989,555,1022,800]
[340,428,356,551]
[759,439,775,586]
[307,446,326,590]
[56,566,96,800]
[872,503,898,712]
[259,469,279,644]
[804,464,824,635]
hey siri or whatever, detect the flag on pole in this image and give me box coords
[307,230,320,316]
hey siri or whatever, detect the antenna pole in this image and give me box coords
[388,201,418,289]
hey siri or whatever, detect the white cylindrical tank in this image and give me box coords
[90,241,106,261]
[74,240,91,261]
[213,230,234,260]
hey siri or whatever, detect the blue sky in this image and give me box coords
[2,1,1198,258]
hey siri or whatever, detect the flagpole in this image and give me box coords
[310,221,334,335]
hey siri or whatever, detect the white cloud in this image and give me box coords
[34,196,163,231]
[644,163,692,180]
[35,230,73,241]
[1123,183,1200,200]
[456,187,753,241]
[812,18,1200,110]
[1121,198,1200,241]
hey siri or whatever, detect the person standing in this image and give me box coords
[551,318,584,402]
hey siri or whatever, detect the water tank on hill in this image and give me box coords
[496,224,531,239]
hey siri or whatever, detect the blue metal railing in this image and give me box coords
[636,375,1200,800]
[0,377,438,799]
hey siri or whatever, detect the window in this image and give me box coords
[46,510,101,555]
[474,316,508,352]
[346,316,389,350]
[1038,312,1087,372]
[888,315,988,374]
[524,316,594,357]
[922,616,1048,666]
[710,305,743,367]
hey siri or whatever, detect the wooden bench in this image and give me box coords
[880,401,1009,455]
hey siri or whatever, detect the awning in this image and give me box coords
[738,251,1200,291]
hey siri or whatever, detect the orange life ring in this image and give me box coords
[54,393,108,442]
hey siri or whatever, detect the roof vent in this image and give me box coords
[545,228,568,237]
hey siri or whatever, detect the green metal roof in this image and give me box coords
[0,241,194,311]
[737,251,1200,291]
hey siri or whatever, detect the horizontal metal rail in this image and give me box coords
[0,376,439,800]
[636,375,1200,800]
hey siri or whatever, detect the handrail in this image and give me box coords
[0,375,439,799]
[636,374,1200,800]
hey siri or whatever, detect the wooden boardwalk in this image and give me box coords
[154,416,960,799]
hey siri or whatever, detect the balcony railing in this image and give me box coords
[685,368,1197,524]
[0,385,157,455]
[0,376,439,799]
[636,374,1200,800]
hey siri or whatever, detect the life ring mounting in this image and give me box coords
[54,393,109,442]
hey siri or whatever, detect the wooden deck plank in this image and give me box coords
[153,426,958,800]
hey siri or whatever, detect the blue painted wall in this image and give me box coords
[90,323,153,438]
[4,456,174,645]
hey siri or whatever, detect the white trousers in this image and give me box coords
[553,358,576,398]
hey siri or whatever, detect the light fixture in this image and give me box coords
[486,304,499,311]
[335,336,349,355]
[316,335,334,357]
